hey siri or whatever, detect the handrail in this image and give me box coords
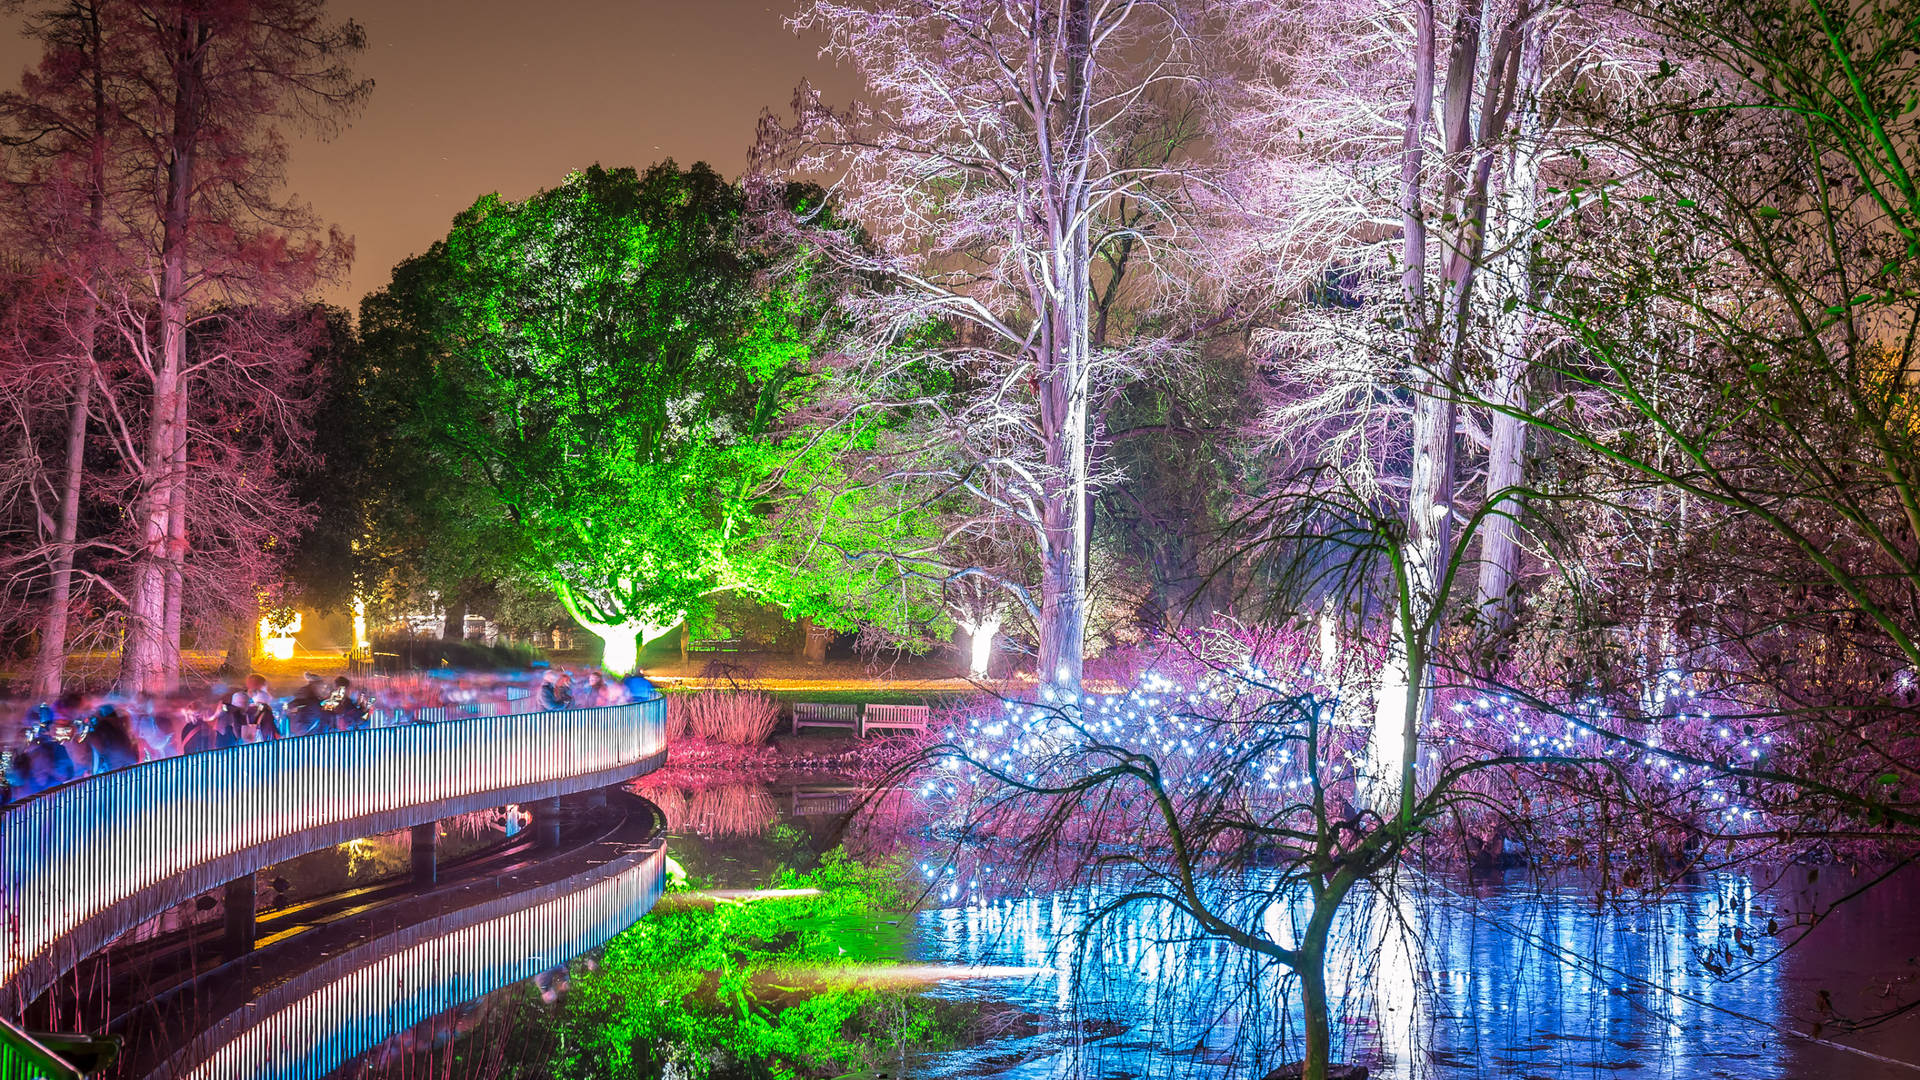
[0,697,666,1012]
[0,1014,81,1080]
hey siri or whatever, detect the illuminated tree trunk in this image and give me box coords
[1474,29,1547,627]
[965,614,1000,679]
[1370,0,1440,796]
[1374,0,1533,794]
[32,376,90,700]
[28,2,110,701]
[1034,0,1094,696]
[162,385,189,685]
[799,617,830,665]
[121,9,204,696]
[122,365,181,694]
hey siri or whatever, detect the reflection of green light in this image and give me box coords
[555,847,953,1078]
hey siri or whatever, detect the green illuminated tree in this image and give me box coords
[363,162,936,672]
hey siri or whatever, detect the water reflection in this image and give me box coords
[334,780,1920,1080]
[646,783,780,838]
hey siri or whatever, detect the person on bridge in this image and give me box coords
[83,705,140,774]
[186,694,248,753]
[581,669,621,707]
[326,676,370,729]
[131,695,178,761]
[538,669,574,711]
[8,730,76,796]
[244,691,282,741]
[622,671,656,702]
[288,675,329,735]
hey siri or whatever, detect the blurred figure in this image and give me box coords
[581,670,614,707]
[133,704,180,762]
[83,704,140,774]
[622,670,657,702]
[538,669,573,711]
[47,692,84,745]
[8,727,77,796]
[288,674,328,736]
[244,691,281,741]
[185,694,247,753]
[327,676,372,729]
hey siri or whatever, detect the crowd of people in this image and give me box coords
[4,665,656,801]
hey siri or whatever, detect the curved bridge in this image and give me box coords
[0,698,667,1012]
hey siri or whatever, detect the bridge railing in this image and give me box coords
[0,697,666,1006]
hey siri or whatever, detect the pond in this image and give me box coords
[315,773,1920,1080]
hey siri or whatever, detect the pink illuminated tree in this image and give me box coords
[101,0,367,693]
[1214,0,1656,793]
[0,0,367,695]
[0,0,119,697]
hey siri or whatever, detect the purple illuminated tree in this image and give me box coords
[103,0,366,693]
[1214,0,1655,798]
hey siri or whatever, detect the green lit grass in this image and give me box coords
[553,849,958,1080]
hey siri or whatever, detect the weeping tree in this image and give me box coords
[361,162,936,673]
[926,476,1621,1080]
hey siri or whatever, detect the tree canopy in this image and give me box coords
[359,161,937,671]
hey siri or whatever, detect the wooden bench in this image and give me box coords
[688,638,747,653]
[861,704,931,737]
[791,702,859,734]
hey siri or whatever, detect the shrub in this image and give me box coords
[684,690,779,745]
[663,693,693,739]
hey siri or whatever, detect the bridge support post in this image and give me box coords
[411,822,439,887]
[535,797,563,849]
[222,876,257,962]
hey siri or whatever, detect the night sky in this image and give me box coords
[0,0,859,308]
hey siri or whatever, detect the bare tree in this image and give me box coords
[1216,0,1658,802]
[0,0,117,696]
[756,0,1221,692]
[74,0,368,692]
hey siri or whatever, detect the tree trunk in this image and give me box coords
[802,618,830,665]
[1473,25,1546,625]
[1033,0,1094,696]
[39,2,111,700]
[162,383,189,686]
[1476,371,1526,624]
[121,10,204,696]
[1297,943,1333,1080]
[120,365,180,695]
[1369,0,1440,786]
[222,606,256,674]
[441,593,467,641]
[33,375,91,700]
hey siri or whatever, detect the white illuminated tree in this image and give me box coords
[756,0,1222,693]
